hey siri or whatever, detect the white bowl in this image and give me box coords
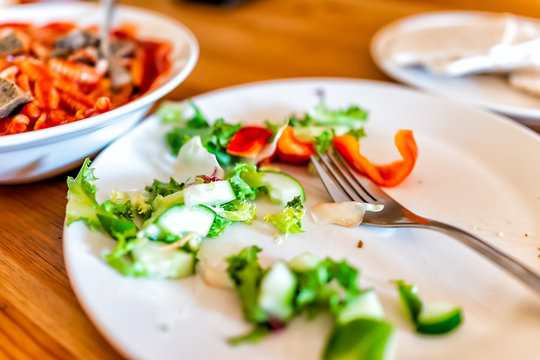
[0,3,198,184]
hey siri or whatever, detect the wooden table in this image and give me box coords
[1,0,539,358]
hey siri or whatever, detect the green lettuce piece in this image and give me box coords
[66,158,100,230]
[156,101,189,124]
[164,101,242,168]
[264,196,305,234]
[324,318,394,360]
[288,113,312,128]
[104,234,147,277]
[110,189,152,218]
[207,215,235,238]
[226,246,268,324]
[308,99,368,127]
[208,200,257,222]
[293,257,361,317]
[346,127,366,140]
[95,200,138,241]
[314,129,335,153]
[226,163,266,201]
[145,177,185,198]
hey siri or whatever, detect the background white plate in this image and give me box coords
[64,79,540,360]
[371,11,540,121]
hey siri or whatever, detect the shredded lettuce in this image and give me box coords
[226,246,268,323]
[308,99,368,127]
[226,163,266,201]
[145,178,185,198]
[264,196,305,234]
[207,199,257,223]
[314,129,335,153]
[156,101,189,124]
[66,158,100,230]
[111,189,152,217]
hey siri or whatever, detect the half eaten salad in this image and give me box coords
[65,100,462,360]
[66,99,418,279]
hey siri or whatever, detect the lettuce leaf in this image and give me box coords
[264,196,305,234]
[226,246,267,323]
[66,158,100,230]
[308,99,368,127]
[207,199,257,223]
[226,163,266,201]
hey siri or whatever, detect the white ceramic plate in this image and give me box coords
[371,11,540,121]
[63,79,540,360]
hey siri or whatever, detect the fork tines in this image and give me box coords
[311,151,384,204]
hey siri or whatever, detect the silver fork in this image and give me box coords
[311,151,540,295]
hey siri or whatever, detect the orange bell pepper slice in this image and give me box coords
[227,126,273,157]
[333,130,418,187]
[275,126,315,164]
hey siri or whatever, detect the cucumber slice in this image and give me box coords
[287,252,321,272]
[131,239,195,279]
[337,289,385,324]
[416,302,463,335]
[324,318,394,360]
[145,204,215,240]
[394,280,422,323]
[261,171,305,205]
[184,180,236,207]
[258,261,297,321]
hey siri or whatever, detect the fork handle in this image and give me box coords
[424,220,540,294]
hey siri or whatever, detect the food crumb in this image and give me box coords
[357,240,364,248]
[524,233,528,237]
[417,180,423,184]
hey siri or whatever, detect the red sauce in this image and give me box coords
[0,22,172,135]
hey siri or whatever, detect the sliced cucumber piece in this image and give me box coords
[131,239,195,279]
[144,204,215,240]
[416,302,463,335]
[258,261,297,321]
[184,180,236,207]
[337,289,385,324]
[324,318,394,360]
[394,280,422,323]
[261,171,305,205]
[287,252,321,272]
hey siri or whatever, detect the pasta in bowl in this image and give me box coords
[0,3,198,183]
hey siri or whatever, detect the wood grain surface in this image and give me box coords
[1,0,539,358]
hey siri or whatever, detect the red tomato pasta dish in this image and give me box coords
[0,22,172,136]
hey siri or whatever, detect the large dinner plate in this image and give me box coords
[371,11,540,121]
[63,79,540,360]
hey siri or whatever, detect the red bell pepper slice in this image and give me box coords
[275,126,315,164]
[333,130,418,187]
[227,126,273,157]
